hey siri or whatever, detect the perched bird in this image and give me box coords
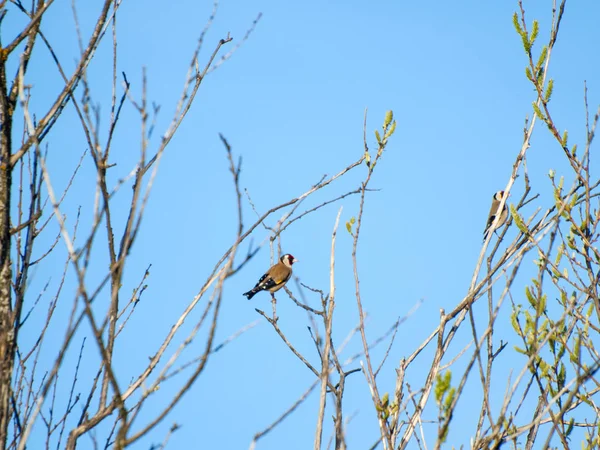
[243,254,298,300]
[483,190,508,241]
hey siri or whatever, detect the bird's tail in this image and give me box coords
[243,289,257,300]
[483,222,493,242]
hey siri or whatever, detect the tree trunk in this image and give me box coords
[0,54,14,450]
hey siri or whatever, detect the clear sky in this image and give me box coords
[10,0,600,448]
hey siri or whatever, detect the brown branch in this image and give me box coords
[11,0,115,167]
[314,208,342,450]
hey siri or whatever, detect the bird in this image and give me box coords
[483,190,508,241]
[243,254,298,300]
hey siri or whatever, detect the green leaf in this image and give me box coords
[557,342,565,360]
[587,303,594,318]
[384,110,393,128]
[512,12,523,35]
[444,387,456,410]
[553,180,564,207]
[565,418,574,437]
[530,20,539,46]
[514,345,526,354]
[544,78,554,102]
[434,371,452,404]
[346,217,356,234]
[566,234,576,250]
[549,335,556,354]
[532,102,545,121]
[559,290,568,307]
[557,363,566,390]
[385,120,397,138]
[554,245,564,266]
[511,309,521,334]
[510,205,529,235]
[381,392,389,407]
[511,15,530,51]
[536,66,545,84]
[374,130,381,143]
[535,46,548,70]
[525,286,536,308]
[570,337,581,364]
[539,359,549,377]
[520,26,531,53]
[537,294,547,316]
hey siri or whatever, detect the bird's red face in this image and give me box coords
[282,254,297,266]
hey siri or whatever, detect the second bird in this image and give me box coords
[483,190,508,241]
[243,254,298,300]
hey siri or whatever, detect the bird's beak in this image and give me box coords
[293,258,299,263]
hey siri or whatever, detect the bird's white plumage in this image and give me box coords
[483,190,508,241]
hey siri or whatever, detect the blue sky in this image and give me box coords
[9,0,600,448]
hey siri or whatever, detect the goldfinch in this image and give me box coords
[483,190,508,241]
[243,254,298,300]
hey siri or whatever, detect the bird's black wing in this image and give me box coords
[254,273,268,288]
[256,275,278,291]
[252,273,278,291]
[484,214,496,232]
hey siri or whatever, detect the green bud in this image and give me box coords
[384,110,393,128]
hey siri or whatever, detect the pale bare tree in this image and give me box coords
[244,1,600,449]
[0,1,382,448]
[2,0,599,449]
